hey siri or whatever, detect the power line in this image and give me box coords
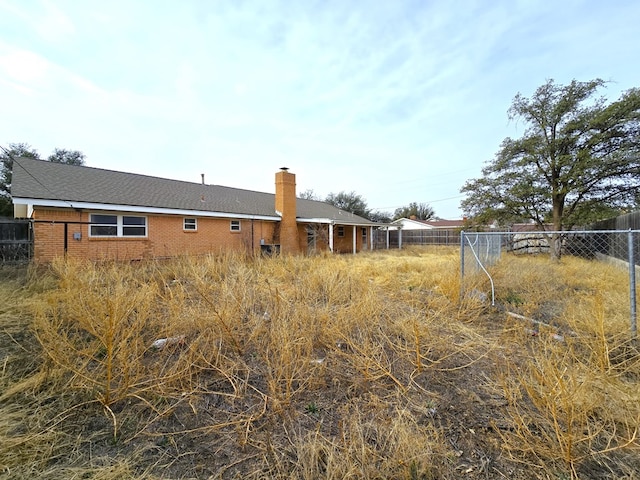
[373,194,465,211]
[394,167,478,186]
[1,146,76,210]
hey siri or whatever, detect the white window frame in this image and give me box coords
[230,220,241,232]
[89,213,147,238]
[183,218,197,231]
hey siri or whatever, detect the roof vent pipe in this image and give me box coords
[201,173,205,185]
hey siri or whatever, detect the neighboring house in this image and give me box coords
[390,216,465,230]
[11,158,378,262]
[380,216,465,248]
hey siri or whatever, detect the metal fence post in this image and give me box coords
[460,231,465,300]
[629,230,637,339]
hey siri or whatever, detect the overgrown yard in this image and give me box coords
[1,248,639,479]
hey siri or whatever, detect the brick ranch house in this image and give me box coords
[11,157,380,262]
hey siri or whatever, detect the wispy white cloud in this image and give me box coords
[1,0,639,217]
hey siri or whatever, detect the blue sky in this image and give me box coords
[1,0,638,219]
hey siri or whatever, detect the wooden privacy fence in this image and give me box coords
[590,210,640,231]
[372,228,461,249]
[0,219,32,264]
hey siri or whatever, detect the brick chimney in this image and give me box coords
[275,167,299,254]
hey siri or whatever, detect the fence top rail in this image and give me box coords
[461,229,640,235]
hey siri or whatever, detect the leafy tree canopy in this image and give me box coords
[368,210,392,223]
[47,148,86,165]
[1,143,86,217]
[299,189,320,201]
[392,202,435,221]
[304,190,391,222]
[324,191,371,219]
[461,79,640,238]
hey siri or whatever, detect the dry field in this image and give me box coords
[1,247,639,479]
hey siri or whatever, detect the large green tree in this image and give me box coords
[392,202,435,221]
[1,143,86,217]
[461,79,640,259]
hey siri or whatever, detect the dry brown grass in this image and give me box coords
[485,254,640,478]
[0,247,638,479]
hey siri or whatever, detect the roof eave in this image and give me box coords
[12,198,280,221]
[296,217,385,227]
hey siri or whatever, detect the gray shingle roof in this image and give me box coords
[11,157,376,225]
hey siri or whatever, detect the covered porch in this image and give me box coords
[302,220,391,254]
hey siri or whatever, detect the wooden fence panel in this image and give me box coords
[590,211,640,265]
[372,229,461,249]
[0,219,32,264]
[591,211,640,231]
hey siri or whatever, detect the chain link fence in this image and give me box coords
[460,230,639,338]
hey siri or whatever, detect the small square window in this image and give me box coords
[184,218,197,231]
[337,226,345,237]
[230,220,241,232]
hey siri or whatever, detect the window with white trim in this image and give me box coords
[89,214,147,237]
[184,218,197,231]
[230,220,241,232]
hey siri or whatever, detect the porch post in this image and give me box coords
[399,228,403,250]
[370,227,374,250]
[386,228,390,249]
[352,225,356,253]
[329,223,334,252]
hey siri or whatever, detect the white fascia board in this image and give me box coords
[330,220,378,227]
[12,198,279,221]
[297,217,377,226]
[403,225,433,230]
[296,217,332,224]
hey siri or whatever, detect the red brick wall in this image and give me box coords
[32,208,277,262]
[333,225,361,253]
[298,224,370,254]
[299,224,333,254]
